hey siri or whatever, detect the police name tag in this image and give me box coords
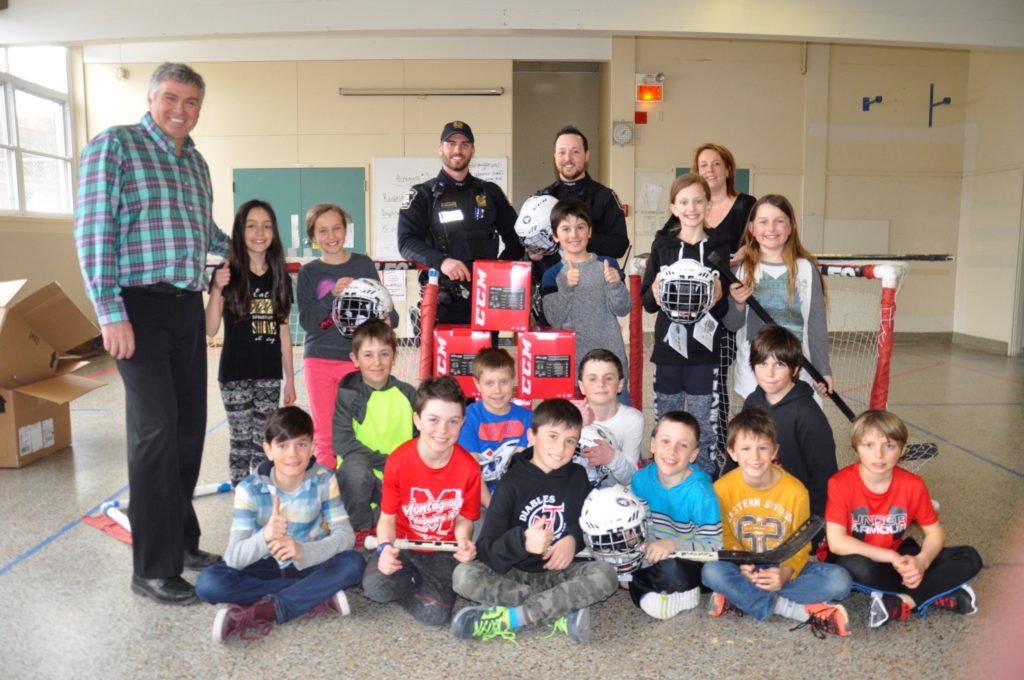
[439,209,464,224]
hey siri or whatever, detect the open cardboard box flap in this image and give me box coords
[0,279,100,389]
[13,374,105,404]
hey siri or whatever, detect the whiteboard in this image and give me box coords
[371,156,509,260]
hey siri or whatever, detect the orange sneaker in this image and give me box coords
[797,602,851,638]
[708,592,738,618]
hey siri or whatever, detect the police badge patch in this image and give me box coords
[401,188,417,210]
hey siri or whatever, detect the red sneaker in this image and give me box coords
[212,603,273,643]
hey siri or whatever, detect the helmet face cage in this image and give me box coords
[331,279,392,337]
[520,229,558,255]
[580,485,648,575]
[658,259,718,325]
[573,424,620,488]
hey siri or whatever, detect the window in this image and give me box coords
[0,46,73,215]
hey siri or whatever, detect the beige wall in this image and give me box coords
[627,39,970,334]
[955,51,1024,354]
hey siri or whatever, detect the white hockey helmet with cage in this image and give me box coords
[514,195,559,255]
[579,484,648,575]
[331,278,393,337]
[658,258,718,325]
[572,423,621,488]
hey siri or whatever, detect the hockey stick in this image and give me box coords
[364,516,823,565]
[707,251,938,462]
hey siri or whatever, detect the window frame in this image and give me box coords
[0,46,74,217]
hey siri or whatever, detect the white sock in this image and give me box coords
[639,588,700,620]
[773,596,810,622]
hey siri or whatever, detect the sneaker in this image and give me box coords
[450,605,517,643]
[929,585,978,615]
[212,604,274,643]
[708,592,738,618]
[794,602,851,638]
[305,590,351,619]
[868,592,911,628]
[543,608,590,643]
[640,590,698,620]
[353,529,375,550]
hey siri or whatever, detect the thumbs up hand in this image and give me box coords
[602,259,620,284]
[565,259,581,288]
[212,261,231,290]
[262,495,289,543]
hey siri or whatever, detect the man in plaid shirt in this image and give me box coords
[75,62,230,605]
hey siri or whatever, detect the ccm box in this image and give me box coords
[517,331,575,400]
[434,325,492,399]
[471,260,530,332]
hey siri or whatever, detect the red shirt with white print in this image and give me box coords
[380,438,481,542]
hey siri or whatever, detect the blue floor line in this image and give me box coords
[0,415,230,578]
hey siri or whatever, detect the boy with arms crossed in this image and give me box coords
[361,377,480,626]
[826,410,982,628]
[451,399,618,643]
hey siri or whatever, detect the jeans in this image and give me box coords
[701,561,852,621]
[196,551,366,623]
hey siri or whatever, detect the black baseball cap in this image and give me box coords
[440,120,474,143]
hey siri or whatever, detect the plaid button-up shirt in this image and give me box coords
[74,112,229,325]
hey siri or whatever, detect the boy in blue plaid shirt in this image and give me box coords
[196,407,365,642]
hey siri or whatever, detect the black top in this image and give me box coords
[396,169,522,272]
[475,447,593,574]
[537,173,630,259]
[641,225,730,366]
[661,192,756,256]
[743,382,838,519]
[219,269,290,382]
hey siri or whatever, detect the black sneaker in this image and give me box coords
[869,592,912,628]
[929,585,977,615]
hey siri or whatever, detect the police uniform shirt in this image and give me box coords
[537,173,629,259]
[397,169,523,272]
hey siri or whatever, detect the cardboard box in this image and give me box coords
[471,260,531,332]
[433,325,493,399]
[0,280,104,468]
[517,330,576,400]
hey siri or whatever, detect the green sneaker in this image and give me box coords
[543,608,590,643]
[450,605,517,643]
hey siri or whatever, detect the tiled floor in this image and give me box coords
[1,341,1021,679]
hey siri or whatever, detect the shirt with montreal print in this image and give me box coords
[825,463,937,552]
[458,401,532,492]
[380,438,481,543]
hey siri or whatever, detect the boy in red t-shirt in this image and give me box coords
[361,376,482,626]
[825,410,982,628]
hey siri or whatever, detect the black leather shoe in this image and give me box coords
[183,548,222,571]
[131,575,198,605]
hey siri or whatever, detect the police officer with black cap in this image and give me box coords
[397,120,522,324]
[533,124,629,260]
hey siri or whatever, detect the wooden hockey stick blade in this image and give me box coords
[706,251,857,422]
[904,442,939,462]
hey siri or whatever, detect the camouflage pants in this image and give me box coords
[453,559,618,624]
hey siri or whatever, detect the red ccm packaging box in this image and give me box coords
[471,260,531,332]
[433,325,492,398]
[517,331,575,400]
